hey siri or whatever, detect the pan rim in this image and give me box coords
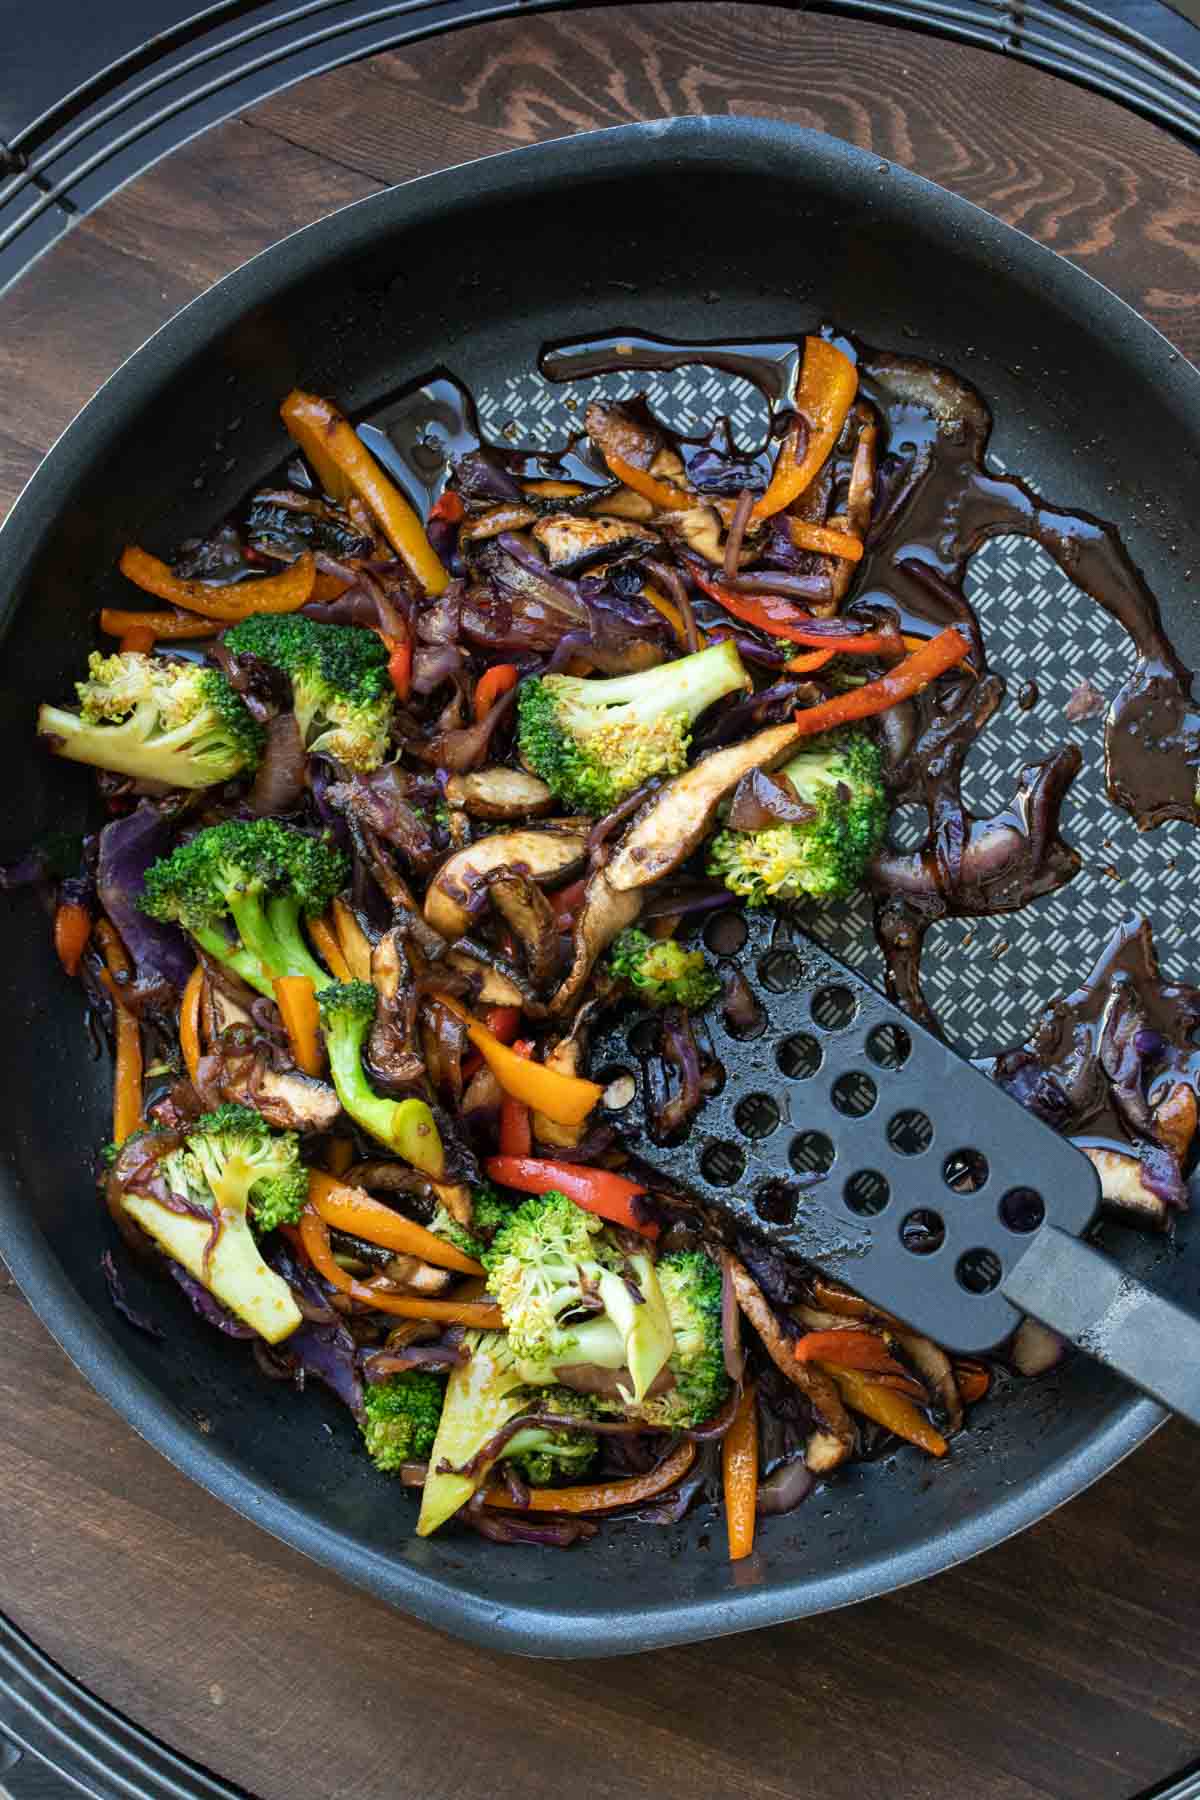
[0,113,1187,1655]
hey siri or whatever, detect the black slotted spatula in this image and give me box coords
[592,913,1200,1424]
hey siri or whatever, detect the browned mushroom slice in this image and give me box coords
[1082,1145,1169,1231]
[444,948,529,1009]
[531,513,660,574]
[424,827,588,940]
[661,505,725,565]
[458,504,538,545]
[604,719,805,892]
[486,871,563,993]
[444,768,554,820]
[547,873,643,1018]
[724,1254,854,1471]
[367,927,425,1089]
[584,398,662,471]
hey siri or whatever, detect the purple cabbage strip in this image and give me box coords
[97,804,194,990]
[101,1250,165,1340]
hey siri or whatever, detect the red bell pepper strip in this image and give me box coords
[793,626,971,736]
[752,337,858,522]
[483,1005,521,1044]
[498,1039,535,1157]
[429,490,465,524]
[794,1329,907,1377]
[473,662,519,721]
[486,1155,658,1239]
[690,568,901,656]
[386,642,412,702]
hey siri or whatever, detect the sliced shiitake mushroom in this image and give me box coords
[424,826,588,940]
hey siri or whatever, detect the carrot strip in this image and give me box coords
[306,1170,483,1275]
[752,338,858,521]
[824,1365,948,1456]
[723,1383,759,1561]
[53,901,91,977]
[473,663,519,721]
[100,608,221,641]
[119,626,157,654]
[119,546,315,621]
[782,647,837,674]
[179,964,205,1086]
[794,627,971,736]
[309,571,352,603]
[307,914,352,982]
[280,390,447,596]
[787,519,864,562]
[98,970,142,1144]
[297,1205,500,1324]
[434,993,602,1127]
[641,585,691,647]
[273,975,323,1077]
[602,451,693,512]
[485,1439,696,1514]
[387,642,412,702]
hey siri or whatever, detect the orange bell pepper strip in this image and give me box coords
[386,642,412,702]
[498,1038,534,1157]
[297,1204,501,1325]
[326,1137,355,1176]
[782,647,837,674]
[95,923,142,1142]
[602,451,694,512]
[485,1438,696,1514]
[272,975,323,1077]
[119,625,157,654]
[752,337,859,521]
[793,626,971,737]
[787,519,864,562]
[119,545,316,621]
[309,571,352,604]
[690,568,900,655]
[100,607,221,641]
[824,1365,948,1456]
[794,1329,908,1376]
[485,1155,657,1239]
[53,900,92,977]
[280,390,448,596]
[306,1170,484,1275]
[953,1361,991,1405]
[306,914,351,982]
[434,994,603,1127]
[723,1382,758,1561]
[429,490,465,525]
[641,585,690,647]
[179,963,205,1086]
[473,662,519,721]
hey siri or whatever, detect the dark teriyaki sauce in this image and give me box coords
[359,328,1200,1040]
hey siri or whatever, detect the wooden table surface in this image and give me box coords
[4,8,1200,1797]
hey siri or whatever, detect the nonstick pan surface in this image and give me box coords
[2,117,1198,1656]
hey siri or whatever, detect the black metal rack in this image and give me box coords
[2,0,1200,293]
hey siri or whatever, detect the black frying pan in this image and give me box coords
[2,118,1198,1656]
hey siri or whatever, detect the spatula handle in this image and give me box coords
[1001,1226,1200,1430]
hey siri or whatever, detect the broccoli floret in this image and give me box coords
[361,1370,445,1472]
[140,818,346,999]
[37,651,263,789]
[223,614,393,772]
[504,1386,601,1485]
[117,1105,306,1342]
[481,1192,675,1405]
[707,727,887,905]
[517,638,750,814]
[607,928,720,1011]
[624,1251,730,1430]
[316,982,445,1173]
[416,1332,598,1536]
[429,1179,512,1261]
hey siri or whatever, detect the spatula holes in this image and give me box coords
[957,1248,1002,1293]
[777,1032,822,1079]
[754,1180,799,1224]
[811,984,857,1030]
[700,1140,746,1187]
[900,1209,945,1254]
[832,1072,877,1118]
[789,1131,835,1177]
[999,1186,1045,1233]
[943,1148,989,1194]
[759,948,803,993]
[866,1023,912,1071]
[704,910,748,956]
[887,1109,933,1155]
[626,1017,661,1057]
[845,1169,890,1216]
[734,1093,780,1140]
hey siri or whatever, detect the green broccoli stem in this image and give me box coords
[190,923,277,999]
[324,1012,445,1176]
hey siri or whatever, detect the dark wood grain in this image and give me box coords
[4,9,1200,1798]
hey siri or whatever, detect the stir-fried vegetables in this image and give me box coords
[24,343,1095,1564]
